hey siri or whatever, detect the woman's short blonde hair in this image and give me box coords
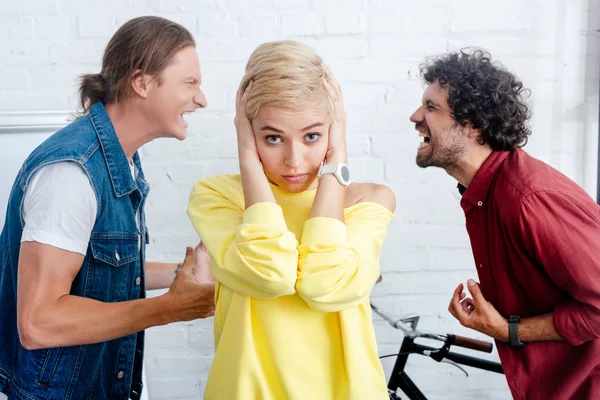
[239,40,333,121]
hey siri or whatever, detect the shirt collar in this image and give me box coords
[459,150,511,208]
[89,102,139,198]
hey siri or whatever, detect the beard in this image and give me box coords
[416,122,467,169]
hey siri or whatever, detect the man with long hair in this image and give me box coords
[0,16,215,400]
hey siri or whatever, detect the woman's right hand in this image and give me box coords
[235,80,260,163]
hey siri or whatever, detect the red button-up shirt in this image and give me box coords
[460,148,600,400]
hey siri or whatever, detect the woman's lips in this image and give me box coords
[282,173,309,183]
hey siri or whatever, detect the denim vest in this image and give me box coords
[0,102,150,400]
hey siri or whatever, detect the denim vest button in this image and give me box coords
[117,371,124,379]
[115,252,120,261]
[135,277,141,286]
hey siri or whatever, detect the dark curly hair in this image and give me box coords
[420,49,532,151]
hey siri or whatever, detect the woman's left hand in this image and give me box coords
[321,64,347,164]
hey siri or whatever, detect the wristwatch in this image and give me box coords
[318,162,351,187]
[508,315,526,348]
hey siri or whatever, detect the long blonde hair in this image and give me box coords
[239,40,333,121]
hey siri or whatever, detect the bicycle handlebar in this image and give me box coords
[370,301,494,354]
[450,334,493,353]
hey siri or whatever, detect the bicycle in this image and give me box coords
[371,301,504,399]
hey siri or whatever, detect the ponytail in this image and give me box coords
[77,73,108,116]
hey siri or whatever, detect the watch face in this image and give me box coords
[340,165,350,182]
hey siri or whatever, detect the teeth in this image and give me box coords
[181,111,195,124]
[418,131,430,144]
[181,111,195,128]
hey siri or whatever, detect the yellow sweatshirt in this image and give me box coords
[187,174,393,400]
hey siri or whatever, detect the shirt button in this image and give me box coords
[477,201,483,206]
[479,263,483,269]
[135,277,141,286]
[115,252,120,261]
[117,371,124,379]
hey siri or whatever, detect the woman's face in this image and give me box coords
[251,105,331,193]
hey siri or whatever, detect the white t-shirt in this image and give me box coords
[21,161,139,255]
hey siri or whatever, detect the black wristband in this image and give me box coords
[508,315,526,348]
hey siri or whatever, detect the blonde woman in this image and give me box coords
[188,40,396,400]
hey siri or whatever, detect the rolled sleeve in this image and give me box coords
[554,301,600,346]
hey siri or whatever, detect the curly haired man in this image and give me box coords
[410,49,600,400]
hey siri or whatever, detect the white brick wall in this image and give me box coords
[1,0,599,399]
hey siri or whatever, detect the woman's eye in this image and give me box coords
[305,133,321,142]
[266,135,281,144]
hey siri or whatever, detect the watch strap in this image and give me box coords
[508,315,526,348]
[318,163,338,176]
